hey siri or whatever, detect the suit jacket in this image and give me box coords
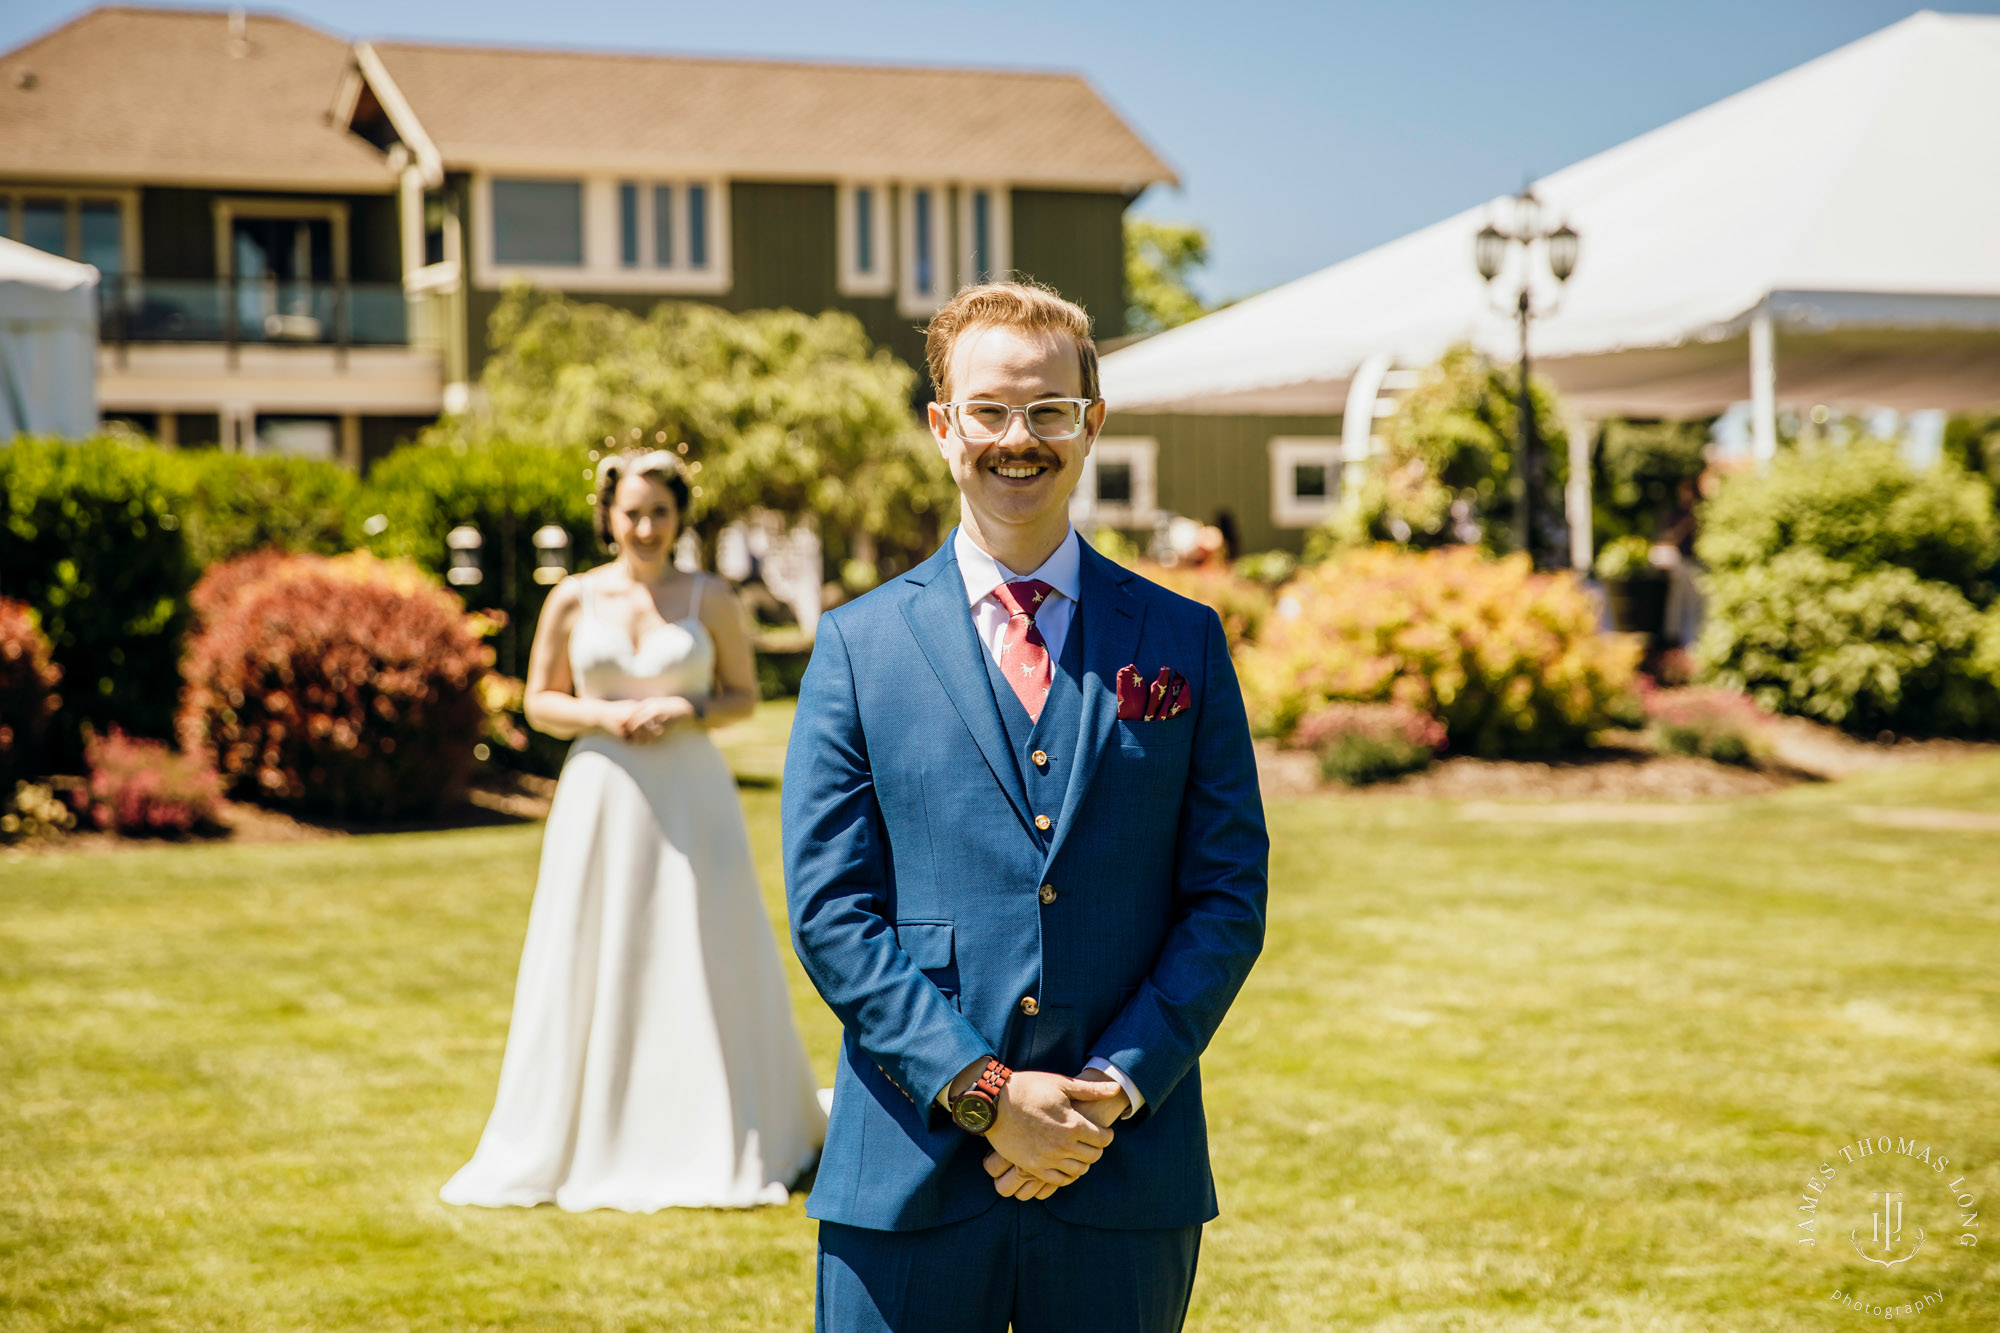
[782,532,1268,1232]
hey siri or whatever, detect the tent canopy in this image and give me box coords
[1102,11,2000,420]
[0,236,98,439]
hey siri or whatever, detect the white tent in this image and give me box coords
[0,237,98,440]
[1103,10,2000,453]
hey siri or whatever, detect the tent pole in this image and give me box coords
[1750,304,1777,468]
[1340,353,1391,510]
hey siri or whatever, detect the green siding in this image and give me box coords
[1010,189,1128,341]
[1103,412,1342,556]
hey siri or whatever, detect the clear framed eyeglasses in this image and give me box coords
[939,398,1094,443]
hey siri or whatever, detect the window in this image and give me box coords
[491,178,583,266]
[1071,438,1158,528]
[837,181,892,296]
[1269,437,1343,527]
[958,185,1010,287]
[687,184,708,268]
[2,191,132,274]
[652,185,674,267]
[618,183,640,267]
[898,183,948,316]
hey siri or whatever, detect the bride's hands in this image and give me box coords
[598,697,699,742]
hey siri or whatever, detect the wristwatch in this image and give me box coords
[949,1058,1012,1134]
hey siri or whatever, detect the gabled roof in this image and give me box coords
[0,7,395,190]
[1103,10,2000,416]
[359,40,1177,190]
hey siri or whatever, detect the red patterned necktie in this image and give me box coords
[991,579,1056,722]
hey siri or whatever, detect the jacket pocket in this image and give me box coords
[895,919,959,1003]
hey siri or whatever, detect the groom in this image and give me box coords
[783,281,1267,1333]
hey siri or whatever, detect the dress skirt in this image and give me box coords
[441,728,825,1211]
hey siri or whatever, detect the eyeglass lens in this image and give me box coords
[951,400,1085,441]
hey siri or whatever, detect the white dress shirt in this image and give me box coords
[942,525,1144,1118]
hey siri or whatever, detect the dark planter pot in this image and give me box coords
[1605,574,1668,641]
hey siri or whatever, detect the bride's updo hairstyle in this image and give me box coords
[593,448,693,550]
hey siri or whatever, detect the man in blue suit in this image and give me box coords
[784,281,1267,1333]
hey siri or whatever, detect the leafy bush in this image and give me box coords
[1594,419,1708,543]
[1642,685,1766,766]
[1241,546,1641,757]
[80,728,224,836]
[0,437,198,758]
[1697,550,2000,735]
[1292,702,1446,786]
[1309,343,1569,559]
[172,451,358,566]
[1,779,76,843]
[1697,441,1999,596]
[0,597,63,787]
[1134,560,1273,653]
[1233,550,1298,589]
[177,551,493,821]
[354,439,597,684]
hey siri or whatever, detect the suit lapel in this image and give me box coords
[900,543,1036,837]
[1041,542,1144,872]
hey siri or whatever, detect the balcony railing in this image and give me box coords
[97,275,410,351]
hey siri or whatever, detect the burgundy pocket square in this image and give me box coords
[1117,665,1191,721]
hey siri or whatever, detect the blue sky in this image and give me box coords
[6,1,1991,300]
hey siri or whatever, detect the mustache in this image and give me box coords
[980,449,1062,468]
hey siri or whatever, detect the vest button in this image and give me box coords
[1039,884,1057,905]
[1034,814,1051,831]
[1019,996,1040,1016]
[1031,749,1048,767]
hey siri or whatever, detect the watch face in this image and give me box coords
[953,1093,997,1133]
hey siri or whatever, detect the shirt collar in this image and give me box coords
[954,525,1082,609]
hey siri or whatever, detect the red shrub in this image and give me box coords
[1642,684,1767,766]
[0,597,63,786]
[82,728,224,836]
[177,551,493,820]
[1291,701,1447,786]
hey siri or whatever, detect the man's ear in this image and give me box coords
[1081,399,1109,455]
[925,401,954,455]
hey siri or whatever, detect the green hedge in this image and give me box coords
[0,438,198,762]
[173,451,358,566]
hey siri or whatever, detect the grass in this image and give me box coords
[3,710,1997,1330]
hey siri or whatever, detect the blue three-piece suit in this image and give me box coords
[783,532,1268,1333]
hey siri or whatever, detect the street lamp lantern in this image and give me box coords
[1473,224,1507,282]
[1470,187,1582,567]
[532,524,572,585]
[446,524,484,587]
[1547,223,1581,283]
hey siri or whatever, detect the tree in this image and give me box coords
[1310,343,1569,561]
[426,287,957,573]
[1125,220,1210,336]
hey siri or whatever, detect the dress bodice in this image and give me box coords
[568,572,716,704]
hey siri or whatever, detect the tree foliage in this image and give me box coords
[1124,220,1210,336]
[427,287,956,559]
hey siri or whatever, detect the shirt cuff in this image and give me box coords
[1085,1057,1144,1117]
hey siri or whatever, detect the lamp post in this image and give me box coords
[1474,187,1578,566]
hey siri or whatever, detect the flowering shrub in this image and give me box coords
[1,779,76,843]
[81,729,224,836]
[1643,685,1767,767]
[1292,702,1447,786]
[0,597,63,787]
[1241,546,1641,757]
[177,551,493,820]
[1134,560,1273,653]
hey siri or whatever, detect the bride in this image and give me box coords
[441,448,824,1212]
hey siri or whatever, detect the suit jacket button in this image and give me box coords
[1039,883,1056,905]
[1031,749,1048,767]
[1019,996,1040,1016]
[1034,814,1051,831]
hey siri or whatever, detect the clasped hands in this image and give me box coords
[599,696,699,743]
[974,1067,1129,1202]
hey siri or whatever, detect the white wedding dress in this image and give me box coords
[441,572,825,1211]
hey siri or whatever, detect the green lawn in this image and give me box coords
[3,709,1996,1330]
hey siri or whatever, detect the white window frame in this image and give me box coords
[897,181,950,317]
[837,180,893,297]
[1270,437,1343,528]
[956,183,1010,287]
[471,170,729,293]
[1071,436,1158,529]
[2,186,141,275]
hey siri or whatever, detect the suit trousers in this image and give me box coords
[816,1199,1201,1333]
